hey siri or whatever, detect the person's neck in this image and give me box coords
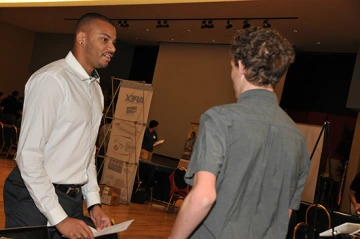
[240,83,273,94]
[71,48,94,76]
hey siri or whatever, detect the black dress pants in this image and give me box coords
[4,166,118,239]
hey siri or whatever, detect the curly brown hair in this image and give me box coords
[230,27,295,88]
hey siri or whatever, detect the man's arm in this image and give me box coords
[350,189,359,213]
[169,171,216,239]
[16,73,68,225]
[82,147,112,230]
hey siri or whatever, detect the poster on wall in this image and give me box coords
[181,122,200,160]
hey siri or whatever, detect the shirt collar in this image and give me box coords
[237,89,278,104]
[65,51,100,84]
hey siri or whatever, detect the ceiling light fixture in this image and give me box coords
[243,19,251,29]
[201,20,207,29]
[263,19,271,28]
[208,20,214,29]
[226,20,232,29]
[163,20,169,28]
[118,20,129,28]
[156,20,162,28]
[201,20,215,29]
[156,20,170,28]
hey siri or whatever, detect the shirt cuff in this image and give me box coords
[84,191,101,208]
[45,204,68,226]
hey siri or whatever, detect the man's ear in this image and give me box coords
[238,60,246,77]
[76,31,86,45]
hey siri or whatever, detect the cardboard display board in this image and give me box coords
[100,156,138,204]
[101,79,153,203]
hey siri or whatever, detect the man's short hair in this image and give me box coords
[74,12,114,34]
[230,27,295,88]
[149,120,159,128]
[12,90,19,97]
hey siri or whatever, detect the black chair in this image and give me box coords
[293,204,331,239]
[4,124,19,159]
[0,122,5,154]
[0,225,50,239]
[0,114,16,125]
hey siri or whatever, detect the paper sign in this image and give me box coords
[89,219,134,237]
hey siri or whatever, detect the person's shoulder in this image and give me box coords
[31,58,68,79]
[201,103,236,124]
[28,58,71,86]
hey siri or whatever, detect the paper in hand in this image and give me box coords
[153,139,164,146]
[89,219,134,237]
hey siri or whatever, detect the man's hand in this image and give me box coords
[90,205,112,231]
[56,217,94,239]
[356,204,360,214]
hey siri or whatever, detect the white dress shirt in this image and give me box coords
[16,51,104,226]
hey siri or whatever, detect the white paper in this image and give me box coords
[153,139,164,146]
[89,219,134,237]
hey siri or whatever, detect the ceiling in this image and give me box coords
[0,0,359,53]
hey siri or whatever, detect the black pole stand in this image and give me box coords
[309,121,335,239]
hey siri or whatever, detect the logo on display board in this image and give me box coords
[125,91,144,104]
[126,106,137,114]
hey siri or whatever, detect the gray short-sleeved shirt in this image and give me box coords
[185,89,310,239]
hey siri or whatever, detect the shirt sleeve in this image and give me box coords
[82,82,103,207]
[82,146,101,207]
[184,108,228,185]
[289,138,310,210]
[16,72,68,226]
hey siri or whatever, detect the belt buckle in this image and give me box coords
[65,187,80,197]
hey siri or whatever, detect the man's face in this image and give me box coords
[84,19,117,70]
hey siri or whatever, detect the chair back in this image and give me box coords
[173,167,187,190]
[0,122,5,152]
[305,204,331,238]
[293,222,309,239]
[0,114,16,125]
[6,124,19,146]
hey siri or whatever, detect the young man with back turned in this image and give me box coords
[169,27,310,239]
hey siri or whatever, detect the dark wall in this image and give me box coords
[280,53,357,116]
[128,45,159,83]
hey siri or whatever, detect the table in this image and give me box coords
[138,159,176,202]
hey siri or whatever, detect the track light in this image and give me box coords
[201,20,207,29]
[118,20,129,28]
[163,20,169,28]
[156,20,170,28]
[207,20,214,28]
[226,20,232,29]
[243,19,251,29]
[263,19,271,28]
[201,20,214,29]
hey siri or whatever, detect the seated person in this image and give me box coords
[181,131,196,160]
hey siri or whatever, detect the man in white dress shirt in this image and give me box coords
[3,13,117,239]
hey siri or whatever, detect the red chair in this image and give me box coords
[166,166,190,212]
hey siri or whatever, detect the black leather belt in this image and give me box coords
[53,184,83,198]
